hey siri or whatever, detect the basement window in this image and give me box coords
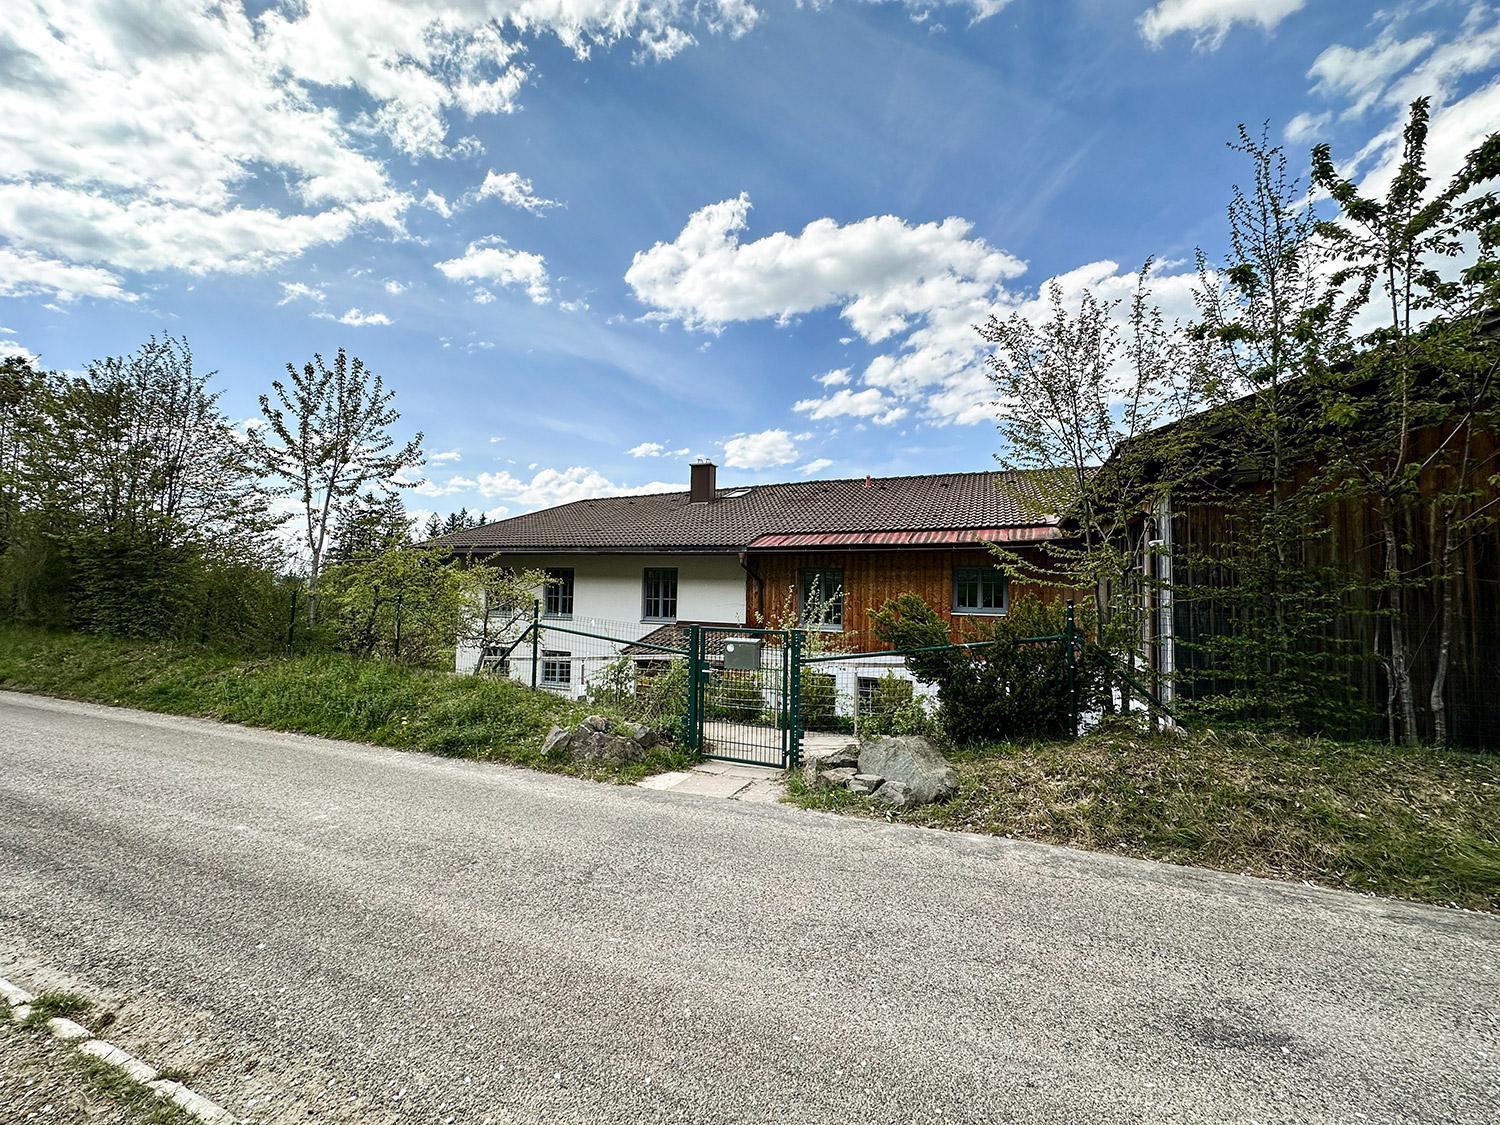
[541,650,571,687]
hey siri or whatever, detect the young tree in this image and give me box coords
[253,348,424,624]
[1311,99,1500,744]
[978,262,1188,704]
[1179,127,1363,731]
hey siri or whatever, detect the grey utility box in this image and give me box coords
[722,637,762,671]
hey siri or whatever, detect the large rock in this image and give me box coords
[814,766,858,792]
[871,779,915,809]
[540,724,573,757]
[857,736,957,804]
[801,742,859,788]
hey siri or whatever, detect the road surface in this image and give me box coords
[1,690,1496,1123]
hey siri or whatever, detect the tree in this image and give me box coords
[1174,127,1365,731]
[253,348,423,624]
[1311,99,1500,744]
[978,261,1189,705]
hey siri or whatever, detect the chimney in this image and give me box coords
[690,458,717,503]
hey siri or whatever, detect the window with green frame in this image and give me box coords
[798,568,844,629]
[952,566,1006,615]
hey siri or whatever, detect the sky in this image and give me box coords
[2,0,1498,526]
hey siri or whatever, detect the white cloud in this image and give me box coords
[11,0,950,299]
[1284,111,1331,144]
[1138,0,1307,51]
[633,193,1184,427]
[430,449,462,463]
[474,171,561,215]
[815,368,851,386]
[420,190,454,219]
[474,466,678,508]
[799,458,833,475]
[628,441,666,457]
[435,240,550,304]
[278,281,326,305]
[722,428,798,469]
[0,336,38,363]
[384,279,408,295]
[1309,33,1435,117]
[316,307,392,326]
[0,247,132,302]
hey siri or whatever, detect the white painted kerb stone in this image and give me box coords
[79,1038,159,1085]
[149,1079,235,1124]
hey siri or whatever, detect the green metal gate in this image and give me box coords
[684,625,801,769]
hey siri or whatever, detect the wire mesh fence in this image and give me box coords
[697,626,791,767]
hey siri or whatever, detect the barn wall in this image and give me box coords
[1168,426,1500,748]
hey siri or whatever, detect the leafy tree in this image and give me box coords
[978,261,1189,705]
[1311,98,1500,744]
[253,348,423,624]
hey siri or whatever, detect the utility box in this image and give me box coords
[722,637,762,671]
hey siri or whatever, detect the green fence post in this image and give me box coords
[788,629,803,771]
[683,624,701,751]
[530,598,540,690]
[1064,599,1078,739]
[393,593,403,658]
[286,587,298,652]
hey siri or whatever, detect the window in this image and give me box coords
[543,567,574,618]
[858,677,879,706]
[541,650,571,687]
[642,567,678,621]
[953,567,1007,615]
[799,568,844,630]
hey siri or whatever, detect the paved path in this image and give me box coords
[1,690,1497,1124]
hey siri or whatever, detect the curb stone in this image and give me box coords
[1,973,236,1123]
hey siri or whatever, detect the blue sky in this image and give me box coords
[2,0,1498,523]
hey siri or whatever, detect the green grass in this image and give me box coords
[20,990,93,1028]
[0,625,696,782]
[787,721,1500,911]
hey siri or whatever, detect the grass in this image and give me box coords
[19,989,93,1028]
[70,1052,198,1125]
[787,720,1500,911]
[0,625,697,782]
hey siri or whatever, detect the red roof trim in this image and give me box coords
[746,527,1060,550]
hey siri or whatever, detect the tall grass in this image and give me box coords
[0,626,694,781]
[788,720,1500,911]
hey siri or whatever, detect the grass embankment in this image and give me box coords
[0,626,694,782]
[788,722,1500,911]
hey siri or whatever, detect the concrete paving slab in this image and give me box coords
[660,772,750,798]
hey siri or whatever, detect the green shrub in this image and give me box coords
[705,669,764,722]
[855,674,936,738]
[870,592,1103,745]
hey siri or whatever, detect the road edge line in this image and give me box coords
[2,973,236,1123]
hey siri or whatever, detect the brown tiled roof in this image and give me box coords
[434,470,1060,554]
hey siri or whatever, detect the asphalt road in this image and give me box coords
[1,690,1497,1124]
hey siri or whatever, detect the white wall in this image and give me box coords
[455,552,747,679]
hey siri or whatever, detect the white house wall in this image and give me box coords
[455,552,747,677]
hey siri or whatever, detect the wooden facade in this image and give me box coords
[744,545,1065,650]
[1161,426,1500,748]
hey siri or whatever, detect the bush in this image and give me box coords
[855,674,936,738]
[870,592,1102,745]
[798,668,840,731]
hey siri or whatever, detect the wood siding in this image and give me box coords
[745,546,1065,649]
[1168,426,1500,748]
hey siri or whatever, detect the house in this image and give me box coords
[437,460,1067,709]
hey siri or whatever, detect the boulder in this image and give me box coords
[801,742,859,788]
[540,724,573,757]
[618,721,658,749]
[846,773,884,795]
[857,736,956,804]
[871,779,915,809]
[570,728,646,767]
[581,714,614,733]
[815,766,858,792]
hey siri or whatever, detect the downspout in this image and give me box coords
[739,550,765,625]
